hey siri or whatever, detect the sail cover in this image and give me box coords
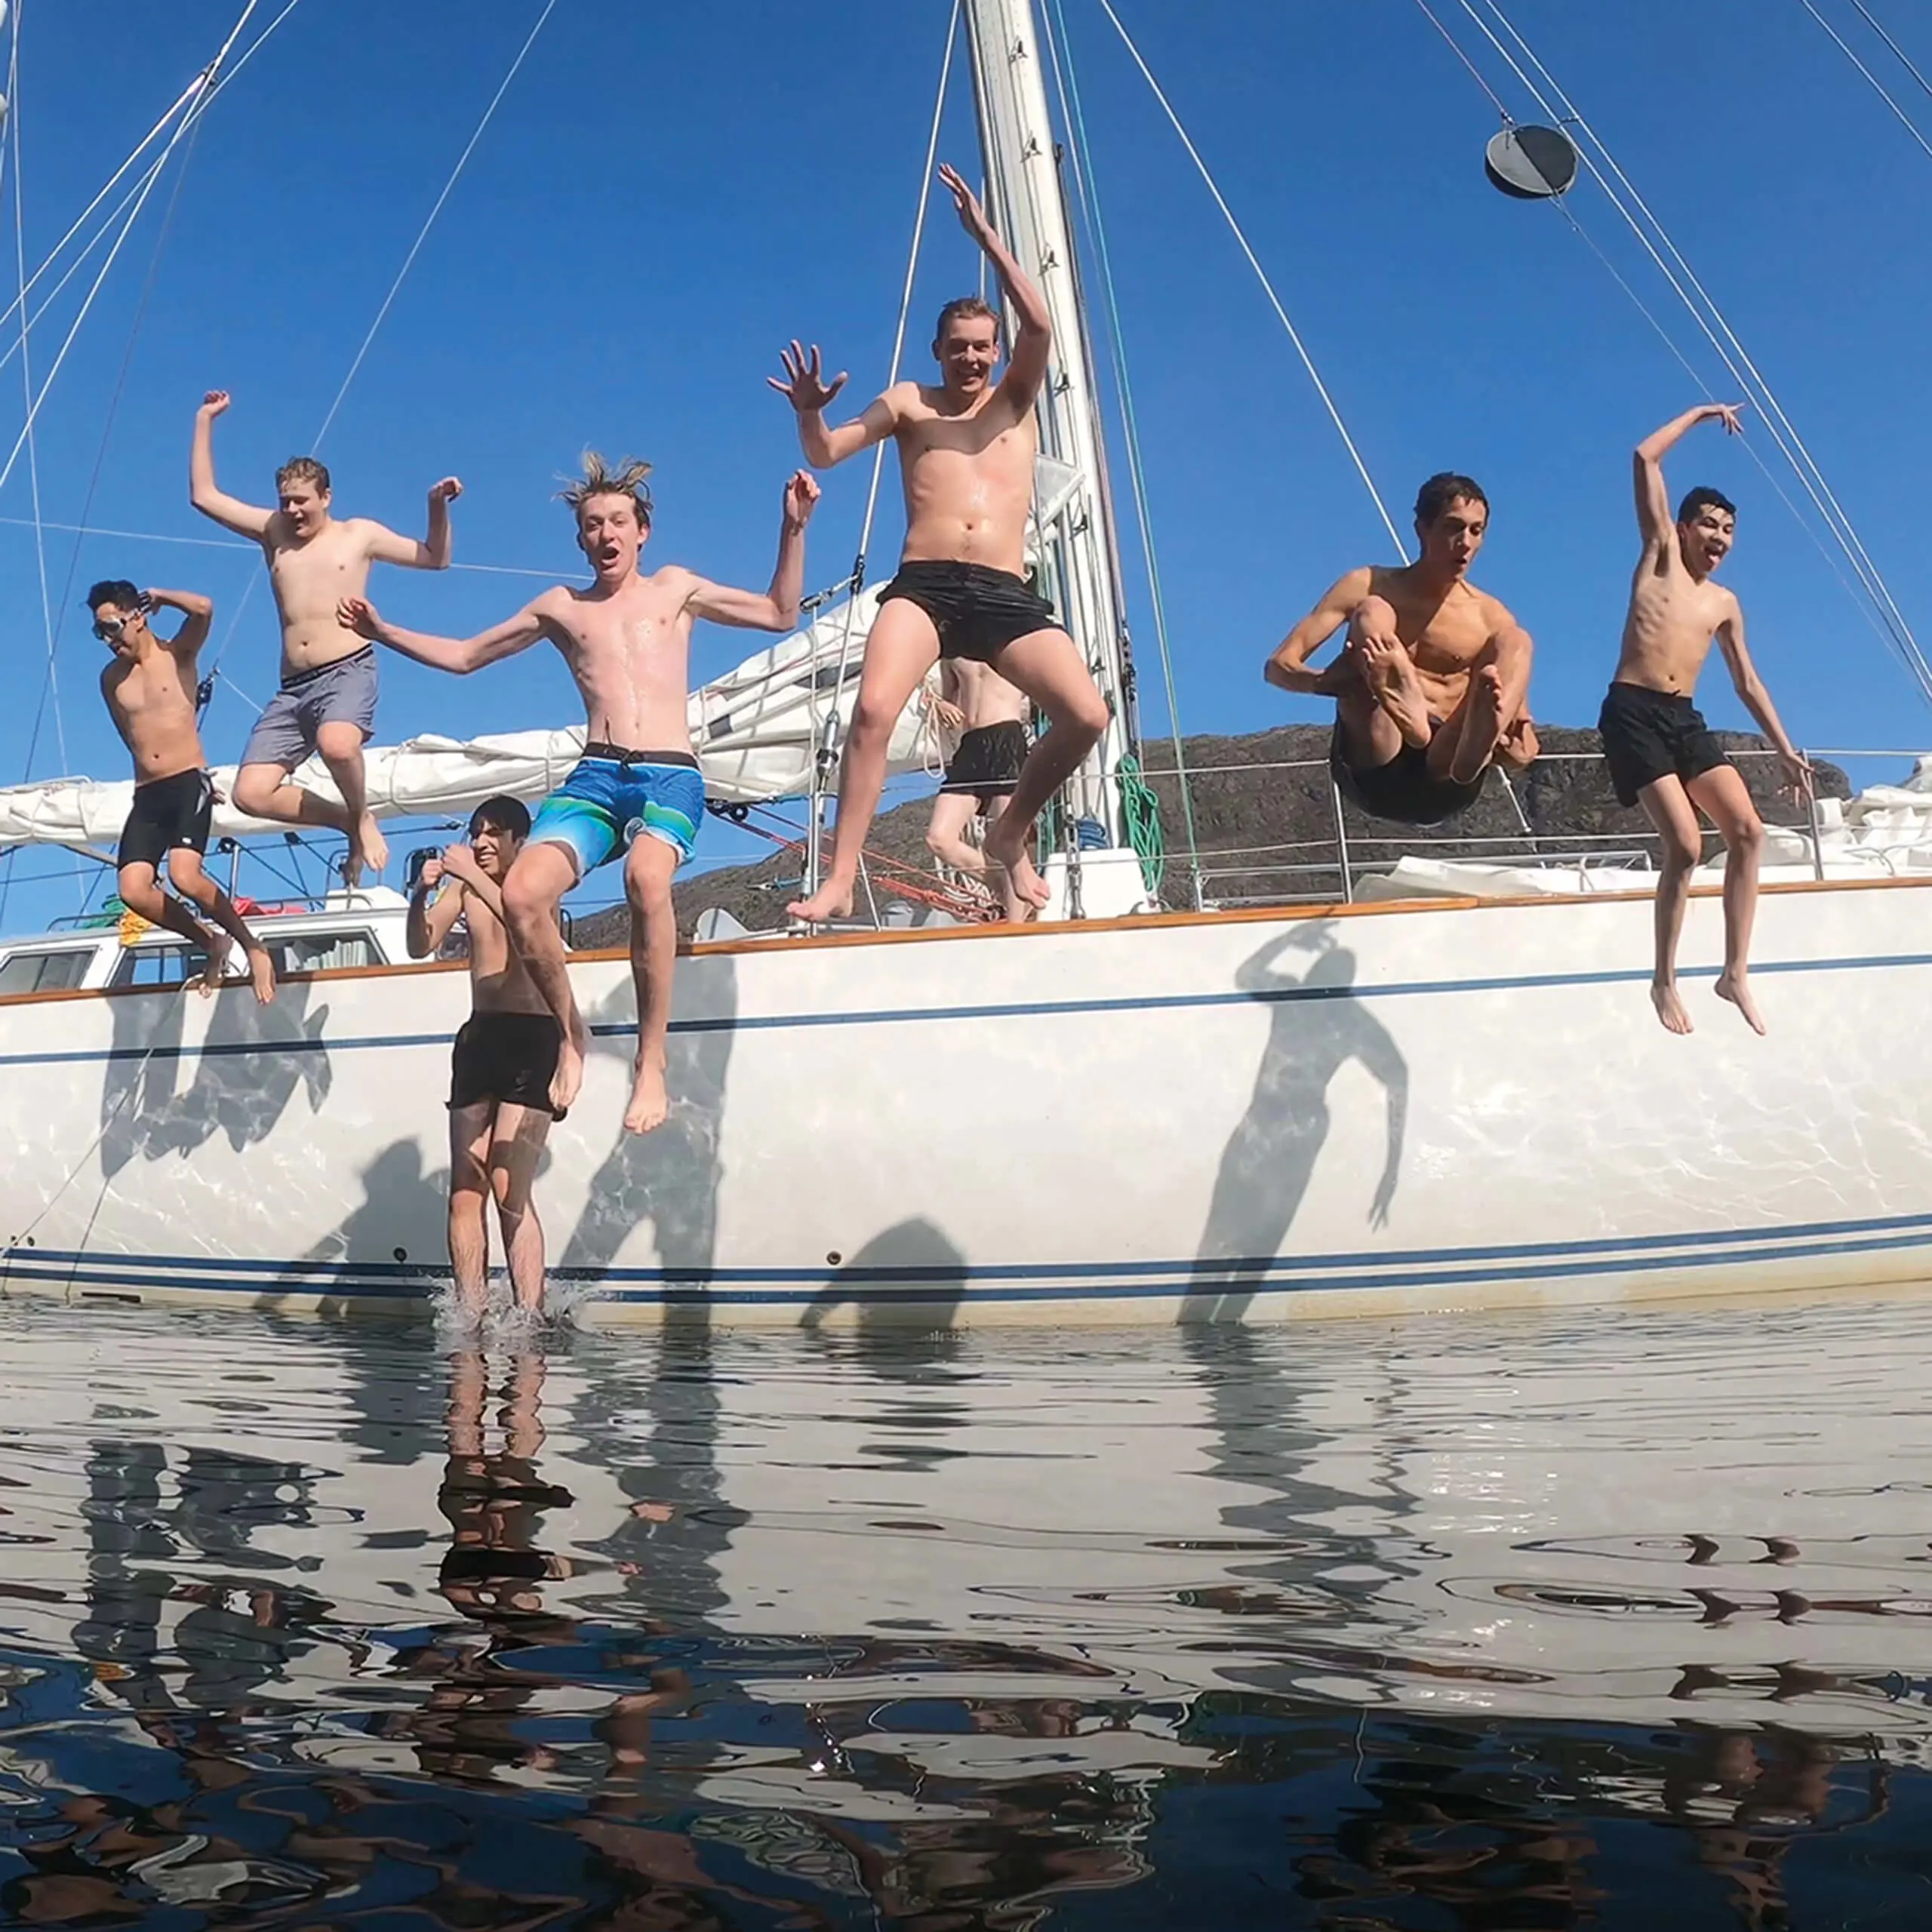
[0,588,940,851]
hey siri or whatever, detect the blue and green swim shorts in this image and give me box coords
[527,742,706,880]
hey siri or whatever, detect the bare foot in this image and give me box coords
[1651,980,1694,1035]
[1447,664,1505,784]
[246,945,277,1007]
[356,813,389,879]
[786,875,855,925]
[549,1019,587,1115]
[197,934,232,998]
[1715,967,1767,1035]
[1361,634,1432,749]
[982,822,1051,921]
[623,1052,669,1135]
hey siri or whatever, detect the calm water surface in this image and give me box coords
[4,1294,1932,1927]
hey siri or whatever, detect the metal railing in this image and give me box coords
[1125,744,1929,913]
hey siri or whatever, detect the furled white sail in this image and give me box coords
[0,588,940,851]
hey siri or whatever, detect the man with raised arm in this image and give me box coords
[771,162,1109,924]
[1600,403,1809,1037]
[924,656,1030,885]
[189,389,462,884]
[408,796,558,1321]
[1266,473,1538,826]
[91,579,275,1004]
[340,456,820,1133]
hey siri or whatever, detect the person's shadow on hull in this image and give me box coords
[1188,922,1408,1324]
[100,980,332,1179]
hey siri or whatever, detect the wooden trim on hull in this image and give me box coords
[1,869,1927,1011]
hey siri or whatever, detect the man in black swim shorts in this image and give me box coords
[93,579,276,1004]
[772,162,1109,924]
[408,796,561,1319]
[1268,475,1539,829]
[1603,402,1809,1037]
[924,656,1031,886]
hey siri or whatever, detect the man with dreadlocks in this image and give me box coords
[190,389,463,884]
[340,454,820,1132]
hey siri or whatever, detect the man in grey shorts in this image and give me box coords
[191,389,461,883]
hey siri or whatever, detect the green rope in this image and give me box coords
[1118,753,1167,897]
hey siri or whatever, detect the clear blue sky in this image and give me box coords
[2,0,1929,934]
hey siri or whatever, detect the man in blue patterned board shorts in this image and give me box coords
[341,454,819,1134]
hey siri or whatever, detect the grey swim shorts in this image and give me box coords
[241,646,379,771]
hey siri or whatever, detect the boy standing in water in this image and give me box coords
[408,796,556,1320]
[1601,402,1810,1037]
[342,456,819,1133]
[92,580,276,1004]
[190,389,462,883]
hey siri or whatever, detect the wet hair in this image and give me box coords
[1414,472,1488,525]
[1678,485,1737,525]
[469,795,531,841]
[935,294,999,342]
[85,577,141,614]
[275,454,331,497]
[560,450,653,531]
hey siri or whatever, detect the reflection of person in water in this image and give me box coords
[1192,922,1408,1318]
[405,1348,581,1784]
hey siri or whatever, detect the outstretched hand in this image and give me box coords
[768,341,848,414]
[428,476,463,504]
[198,389,231,418]
[337,594,381,640]
[1707,401,1746,435]
[937,162,995,246]
[783,469,821,527]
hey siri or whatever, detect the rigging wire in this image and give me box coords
[0,0,303,375]
[1090,0,1408,562]
[1040,0,1200,896]
[9,4,64,783]
[1844,0,1932,103]
[1452,0,1932,706]
[1798,0,1932,162]
[205,0,560,679]
[801,0,961,900]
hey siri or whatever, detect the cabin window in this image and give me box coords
[111,946,205,991]
[0,947,96,996]
[269,931,380,974]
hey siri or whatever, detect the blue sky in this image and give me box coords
[2,0,1929,932]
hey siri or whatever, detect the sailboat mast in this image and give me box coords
[963,0,1138,848]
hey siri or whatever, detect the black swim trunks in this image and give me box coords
[117,768,214,872]
[880,560,1057,662]
[448,1012,565,1118]
[1329,726,1484,826]
[1596,681,1731,808]
[941,721,1029,804]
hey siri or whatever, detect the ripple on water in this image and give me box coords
[3,1294,1932,1924]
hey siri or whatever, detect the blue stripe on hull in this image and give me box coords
[8,1210,1932,1308]
[2,949,1929,1070]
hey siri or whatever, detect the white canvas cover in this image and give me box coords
[0,588,940,851]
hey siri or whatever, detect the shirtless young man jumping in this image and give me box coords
[1266,473,1538,825]
[924,657,1029,881]
[1601,403,1808,1037]
[341,457,819,1134]
[408,797,557,1319]
[773,163,1109,924]
[91,579,275,1004]
[190,389,461,884]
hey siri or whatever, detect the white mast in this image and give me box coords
[963,0,1138,850]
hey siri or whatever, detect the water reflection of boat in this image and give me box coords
[7,1300,1932,1922]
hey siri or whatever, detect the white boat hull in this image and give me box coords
[3,878,1929,1324]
